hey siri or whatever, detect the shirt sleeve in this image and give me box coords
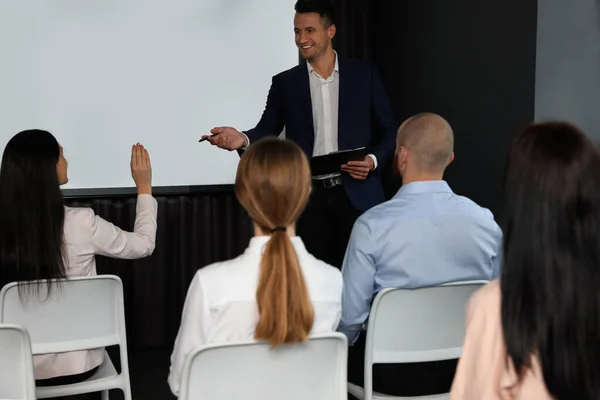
[241,132,250,149]
[491,239,503,280]
[367,154,378,170]
[488,215,504,280]
[168,274,210,396]
[90,194,157,258]
[337,217,377,345]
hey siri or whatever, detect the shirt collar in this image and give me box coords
[307,51,339,77]
[246,235,308,255]
[394,180,453,198]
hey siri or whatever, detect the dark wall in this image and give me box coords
[343,0,538,214]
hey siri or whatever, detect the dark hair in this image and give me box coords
[294,0,335,27]
[235,138,314,346]
[0,129,66,298]
[501,122,600,399]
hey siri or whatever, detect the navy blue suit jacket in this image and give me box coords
[244,55,398,212]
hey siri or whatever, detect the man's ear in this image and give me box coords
[447,152,455,166]
[328,24,336,39]
[399,146,409,163]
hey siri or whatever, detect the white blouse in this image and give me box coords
[168,236,343,396]
[33,194,158,380]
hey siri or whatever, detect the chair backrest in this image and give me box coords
[0,275,126,356]
[0,324,36,400]
[179,333,348,400]
[366,281,487,365]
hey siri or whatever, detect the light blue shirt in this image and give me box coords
[338,180,503,344]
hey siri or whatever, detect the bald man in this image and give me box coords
[339,113,502,396]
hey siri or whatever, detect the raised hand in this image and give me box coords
[201,126,247,151]
[130,143,152,195]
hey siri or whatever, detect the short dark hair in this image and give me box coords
[501,122,600,399]
[294,0,335,27]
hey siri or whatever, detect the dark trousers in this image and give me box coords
[348,333,458,397]
[297,182,362,269]
[36,367,101,399]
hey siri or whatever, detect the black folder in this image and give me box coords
[310,147,369,176]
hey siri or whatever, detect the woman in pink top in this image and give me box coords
[0,129,158,388]
[451,122,600,399]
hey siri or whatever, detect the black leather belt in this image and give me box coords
[314,175,343,189]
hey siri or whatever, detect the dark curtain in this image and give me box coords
[333,0,402,199]
[65,192,253,348]
[333,0,373,60]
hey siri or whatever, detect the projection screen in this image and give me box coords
[0,0,298,193]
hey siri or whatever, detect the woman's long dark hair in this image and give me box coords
[501,122,600,399]
[0,129,66,297]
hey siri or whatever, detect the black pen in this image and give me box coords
[199,133,219,142]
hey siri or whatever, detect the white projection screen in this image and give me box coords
[0,0,297,193]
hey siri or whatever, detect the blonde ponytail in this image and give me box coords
[234,138,314,347]
[254,231,314,346]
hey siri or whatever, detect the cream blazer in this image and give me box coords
[33,194,158,380]
[450,280,553,399]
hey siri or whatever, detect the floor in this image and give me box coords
[128,348,174,399]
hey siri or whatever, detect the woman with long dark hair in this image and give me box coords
[0,129,158,386]
[168,138,343,397]
[451,122,600,399]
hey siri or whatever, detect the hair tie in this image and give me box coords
[270,226,286,233]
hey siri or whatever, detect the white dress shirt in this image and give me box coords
[308,53,340,157]
[33,194,158,380]
[168,236,343,396]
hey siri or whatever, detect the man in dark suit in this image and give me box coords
[203,0,397,268]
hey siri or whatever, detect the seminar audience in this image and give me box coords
[0,129,158,386]
[168,138,343,396]
[339,113,503,396]
[11,119,596,399]
[451,122,600,399]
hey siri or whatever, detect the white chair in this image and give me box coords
[0,275,132,400]
[347,280,487,400]
[0,324,36,400]
[179,332,348,400]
